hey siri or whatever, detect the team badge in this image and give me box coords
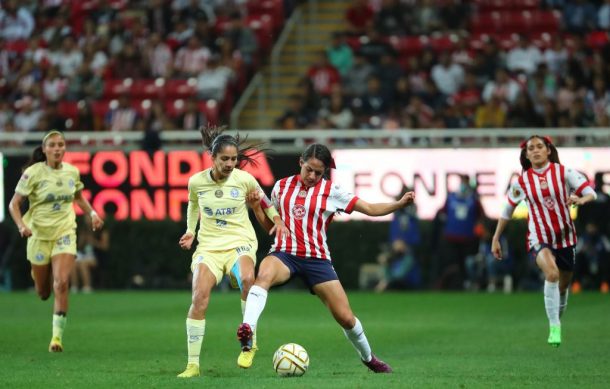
[298,190,307,198]
[512,187,521,197]
[291,204,306,220]
[543,196,555,209]
[215,189,223,198]
[230,188,239,198]
[540,179,548,190]
[35,253,44,262]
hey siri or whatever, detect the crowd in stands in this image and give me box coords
[276,0,610,136]
[0,0,293,141]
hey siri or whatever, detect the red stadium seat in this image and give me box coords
[57,101,79,120]
[132,79,165,99]
[470,11,502,34]
[393,36,426,56]
[103,78,133,98]
[587,31,610,50]
[429,34,458,53]
[246,14,274,55]
[165,99,186,118]
[199,100,219,126]
[91,99,115,119]
[164,79,198,99]
[531,10,561,33]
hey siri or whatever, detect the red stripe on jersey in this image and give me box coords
[316,180,332,259]
[542,166,563,247]
[345,196,358,214]
[574,181,588,196]
[281,177,298,253]
[550,164,569,247]
[557,165,577,246]
[526,170,554,246]
[304,181,322,258]
[520,174,542,248]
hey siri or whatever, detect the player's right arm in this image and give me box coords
[8,192,32,238]
[492,180,524,259]
[179,176,200,250]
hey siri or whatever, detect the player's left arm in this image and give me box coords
[74,191,104,231]
[565,168,597,206]
[354,191,416,216]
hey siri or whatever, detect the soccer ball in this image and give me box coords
[272,343,309,377]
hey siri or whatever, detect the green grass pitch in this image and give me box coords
[0,291,608,388]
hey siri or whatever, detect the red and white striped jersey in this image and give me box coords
[269,175,359,260]
[507,163,590,250]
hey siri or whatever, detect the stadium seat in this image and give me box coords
[586,31,609,50]
[246,0,284,36]
[132,79,165,99]
[103,78,134,99]
[199,100,219,126]
[392,36,426,56]
[57,101,79,120]
[164,79,198,99]
[246,14,274,55]
[429,34,458,53]
[470,11,502,34]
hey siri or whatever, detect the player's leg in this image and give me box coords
[558,270,573,318]
[234,254,258,368]
[313,279,392,373]
[238,254,291,351]
[535,247,561,347]
[49,252,76,352]
[27,238,52,300]
[31,263,52,300]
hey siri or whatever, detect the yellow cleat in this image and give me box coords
[177,363,200,378]
[49,336,63,352]
[237,346,257,369]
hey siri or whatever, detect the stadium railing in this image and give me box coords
[1,128,609,156]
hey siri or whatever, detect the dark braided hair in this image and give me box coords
[301,143,334,179]
[519,135,560,172]
[199,125,266,167]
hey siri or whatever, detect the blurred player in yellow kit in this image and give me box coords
[8,130,104,352]
[177,126,287,378]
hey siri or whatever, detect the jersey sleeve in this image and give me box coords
[507,180,525,207]
[329,182,358,214]
[15,166,36,196]
[566,168,590,195]
[270,181,280,210]
[74,168,84,192]
[186,176,199,235]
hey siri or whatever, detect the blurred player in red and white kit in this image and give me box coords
[237,143,415,372]
[492,135,597,347]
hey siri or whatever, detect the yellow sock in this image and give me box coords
[52,314,67,340]
[241,300,257,347]
[186,318,205,365]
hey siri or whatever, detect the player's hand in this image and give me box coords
[566,194,583,206]
[398,191,415,207]
[491,237,503,260]
[18,225,32,238]
[91,213,104,231]
[179,232,195,250]
[245,189,262,209]
[270,219,289,241]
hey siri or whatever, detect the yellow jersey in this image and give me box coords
[186,168,277,251]
[15,162,84,240]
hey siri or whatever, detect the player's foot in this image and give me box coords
[362,354,393,373]
[237,346,257,368]
[601,282,609,294]
[237,323,253,351]
[548,325,561,347]
[177,363,200,378]
[49,336,63,352]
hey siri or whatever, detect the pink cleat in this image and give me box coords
[237,323,253,351]
[362,354,393,373]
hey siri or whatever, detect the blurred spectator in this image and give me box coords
[390,76,412,112]
[452,71,482,118]
[50,36,84,78]
[222,11,258,66]
[106,94,138,132]
[13,96,42,133]
[177,98,207,130]
[357,75,390,118]
[345,0,374,36]
[404,95,434,128]
[307,51,341,97]
[506,34,543,75]
[0,0,35,41]
[556,75,587,113]
[599,0,610,29]
[471,38,503,85]
[506,92,542,127]
[585,76,610,126]
[0,100,13,132]
[475,95,507,128]
[575,223,610,293]
[174,36,210,78]
[146,0,173,36]
[358,29,393,66]
[66,61,104,101]
[374,0,411,36]
[275,94,315,129]
[43,102,67,132]
[527,64,557,115]
[544,36,569,76]
[113,41,149,78]
[434,175,486,290]
[375,52,403,98]
[196,54,234,102]
[482,68,521,105]
[431,51,464,96]
[343,51,374,98]
[318,90,354,129]
[326,31,353,76]
[420,78,446,111]
[413,0,441,34]
[72,100,99,132]
[42,66,68,102]
[176,0,216,27]
[146,32,173,78]
[563,0,597,34]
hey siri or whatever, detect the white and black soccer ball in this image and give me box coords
[272,343,309,377]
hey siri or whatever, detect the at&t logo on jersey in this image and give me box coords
[291,204,306,220]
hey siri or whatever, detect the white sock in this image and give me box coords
[52,314,67,340]
[242,299,257,347]
[559,289,569,318]
[544,281,560,326]
[186,318,205,365]
[243,285,268,330]
[342,318,372,362]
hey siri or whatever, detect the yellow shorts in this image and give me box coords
[191,241,258,286]
[27,232,77,266]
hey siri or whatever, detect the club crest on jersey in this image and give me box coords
[230,188,239,198]
[543,196,555,209]
[512,187,521,198]
[292,204,306,220]
[298,190,307,198]
[215,189,223,198]
[540,179,548,190]
[35,252,44,262]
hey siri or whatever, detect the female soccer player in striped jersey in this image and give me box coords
[237,143,415,373]
[491,135,596,347]
[177,126,288,378]
[8,130,104,352]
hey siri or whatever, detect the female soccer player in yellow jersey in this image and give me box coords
[8,130,104,352]
[177,126,288,378]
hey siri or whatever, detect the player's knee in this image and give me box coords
[335,312,355,329]
[240,274,255,291]
[546,271,560,282]
[191,290,210,312]
[53,279,70,294]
